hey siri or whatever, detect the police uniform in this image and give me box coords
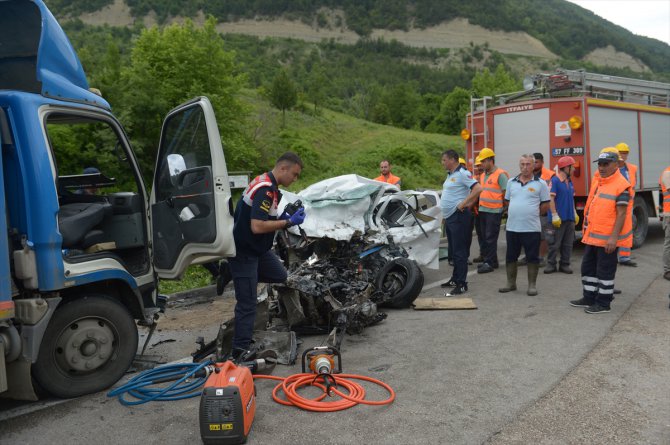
[229,171,288,351]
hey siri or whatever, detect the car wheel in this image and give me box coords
[374,258,423,308]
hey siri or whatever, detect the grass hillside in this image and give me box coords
[241,89,461,192]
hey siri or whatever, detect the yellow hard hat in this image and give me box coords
[601,146,623,161]
[459,157,466,165]
[479,147,495,161]
[475,155,482,166]
[615,142,630,153]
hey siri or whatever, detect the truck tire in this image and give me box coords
[632,196,649,249]
[32,295,138,398]
[374,258,424,309]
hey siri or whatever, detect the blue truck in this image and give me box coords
[0,0,236,400]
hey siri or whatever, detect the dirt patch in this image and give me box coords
[582,45,650,72]
[73,2,556,59]
[159,296,236,331]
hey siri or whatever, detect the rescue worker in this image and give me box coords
[570,148,632,314]
[660,165,670,281]
[476,147,508,274]
[229,152,306,359]
[472,156,485,263]
[614,142,638,267]
[498,154,550,296]
[440,149,482,295]
[374,159,401,188]
[545,156,579,274]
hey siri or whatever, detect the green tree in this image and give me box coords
[269,69,298,126]
[119,17,255,177]
[426,87,471,135]
[306,65,328,113]
[471,64,521,97]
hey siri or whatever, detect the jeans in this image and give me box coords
[580,244,618,307]
[445,208,472,285]
[547,221,575,266]
[229,250,287,350]
[506,231,541,264]
[479,211,503,267]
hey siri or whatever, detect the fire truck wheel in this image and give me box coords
[631,196,649,249]
[32,294,138,398]
[375,258,424,309]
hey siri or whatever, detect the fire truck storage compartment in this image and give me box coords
[492,107,550,178]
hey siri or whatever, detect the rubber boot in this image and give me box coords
[527,262,539,296]
[498,262,518,293]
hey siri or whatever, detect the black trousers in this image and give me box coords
[479,211,503,267]
[445,208,472,285]
[580,244,618,307]
[229,250,287,350]
[505,231,541,264]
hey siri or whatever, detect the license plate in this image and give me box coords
[552,147,584,156]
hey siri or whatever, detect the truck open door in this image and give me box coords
[150,96,235,279]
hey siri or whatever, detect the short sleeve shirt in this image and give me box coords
[505,175,550,232]
[549,175,576,221]
[440,165,478,219]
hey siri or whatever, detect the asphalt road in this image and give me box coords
[1,221,668,444]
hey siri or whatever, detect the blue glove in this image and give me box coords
[288,208,306,226]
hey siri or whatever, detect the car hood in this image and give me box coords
[280,174,441,269]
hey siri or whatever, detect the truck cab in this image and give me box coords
[0,0,235,400]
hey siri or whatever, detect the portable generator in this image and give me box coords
[199,361,256,445]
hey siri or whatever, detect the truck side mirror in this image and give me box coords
[167,154,187,186]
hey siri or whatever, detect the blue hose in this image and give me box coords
[107,360,212,406]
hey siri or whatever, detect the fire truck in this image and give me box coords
[462,69,670,247]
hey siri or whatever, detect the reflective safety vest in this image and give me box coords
[478,167,508,210]
[374,173,401,186]
[242,172,279,217]
[540,166,555,185]
[621,162,637,197]
[582,169,633,248]
[660,166,670,217]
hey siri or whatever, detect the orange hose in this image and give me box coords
[253,373,395,412]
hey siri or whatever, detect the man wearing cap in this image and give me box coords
[476,148,508,274]
[374,159,401,189]
[545,156,578,274]
[570,148,632,314]
[440,149,482,295]
[614,142,638,267]
[498,154,550,296]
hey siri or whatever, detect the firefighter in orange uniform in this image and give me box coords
[660,165,670,281]
[570,148,632,314]
[532,153,555,266]
[614,142,638,266]
[477,148,508,273]
[374,159,401,188]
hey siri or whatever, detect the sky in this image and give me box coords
[567,0,670,45]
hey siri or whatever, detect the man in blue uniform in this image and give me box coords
[229,152,305,359]
[440,149,482,295]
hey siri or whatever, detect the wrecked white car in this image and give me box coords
[270,175,441,340]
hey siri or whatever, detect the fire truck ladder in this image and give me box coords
[539,69,670,107]
[468,96,491,161]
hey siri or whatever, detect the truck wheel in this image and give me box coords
[632,196,649,249]
[32,295,138,398]
[374,258,424,309]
